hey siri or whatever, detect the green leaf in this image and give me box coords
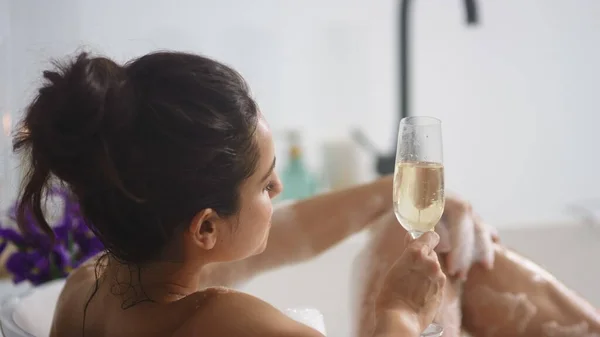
[49,254,60,279]
[67,232,74,254]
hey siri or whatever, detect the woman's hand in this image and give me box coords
[435,193,499,280]
[376,231,446,333]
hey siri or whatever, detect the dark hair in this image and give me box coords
[13,51,260,265]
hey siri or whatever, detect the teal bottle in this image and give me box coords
[278,132,317,201]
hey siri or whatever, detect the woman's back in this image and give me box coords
[51,261,199,337]
[51,258,322,337]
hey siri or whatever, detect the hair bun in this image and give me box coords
[42,52,136,135]
[15,52,137,187]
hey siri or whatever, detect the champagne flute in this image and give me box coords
[393,116,445,337]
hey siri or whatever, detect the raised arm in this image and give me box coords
[255,175,393,266]
[199,176,393,286]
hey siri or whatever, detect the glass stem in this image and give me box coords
[409,230,424,239]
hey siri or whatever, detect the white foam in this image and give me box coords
[283,307,327,336]
[464,285,538,336]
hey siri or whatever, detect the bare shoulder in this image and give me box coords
[174,288,324,337]
[51,255,103,336]
[59,254,103,301]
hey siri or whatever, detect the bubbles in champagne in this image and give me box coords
[393,161,445,234]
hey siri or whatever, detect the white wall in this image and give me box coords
[1,0,83,208]
[3,0,600,229]
[415,1,600,228]
[0,0,12,205]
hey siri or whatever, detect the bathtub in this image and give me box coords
[0,224,599,337]
[239,233,369,337]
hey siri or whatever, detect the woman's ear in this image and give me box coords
[188,209,221,250]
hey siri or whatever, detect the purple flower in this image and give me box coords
[0,185,105,285]
[0,228,27,247]
[6,251,46,284]
[50,244,72,277]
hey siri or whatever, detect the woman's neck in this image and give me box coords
[104,254,207,305]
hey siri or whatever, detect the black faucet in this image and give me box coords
[375,0,480,176]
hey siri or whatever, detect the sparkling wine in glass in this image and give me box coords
[393,116,445,336]
[393,116,444,238]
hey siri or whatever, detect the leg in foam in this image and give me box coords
[462,245,600,337]
[352,211,600,337]
[462,284,538,336]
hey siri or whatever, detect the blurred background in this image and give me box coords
[2,0,600,227]
[0,1,599,335]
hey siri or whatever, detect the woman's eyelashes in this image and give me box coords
[265,181,275,192]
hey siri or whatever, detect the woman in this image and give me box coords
[15,51,446,337]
